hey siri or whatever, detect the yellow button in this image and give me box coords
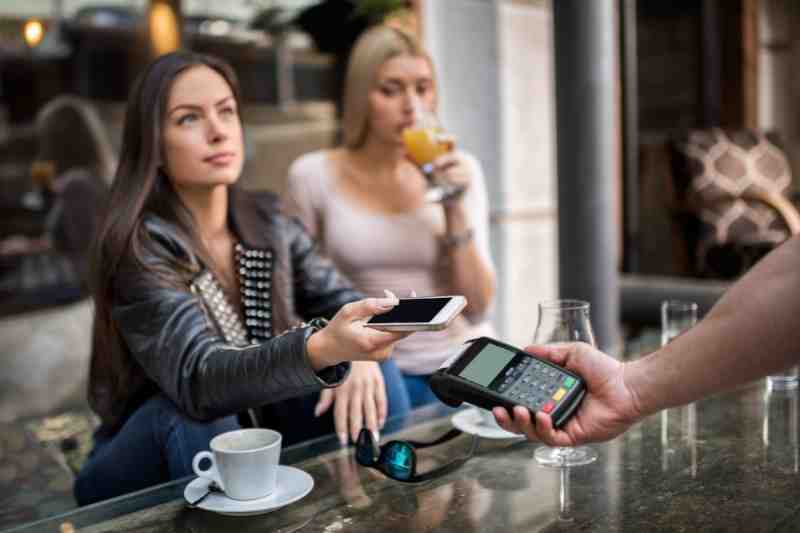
[553,388,567,401]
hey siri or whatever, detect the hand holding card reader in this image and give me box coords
[429,337,586,428]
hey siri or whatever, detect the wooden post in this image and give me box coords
[742,0,759,129]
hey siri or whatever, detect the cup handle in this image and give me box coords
[192,451,221,487]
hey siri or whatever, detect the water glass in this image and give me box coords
[660,300,699,475]
[768,366,799,391]
[661,300,697,345]
[762,387,799,473]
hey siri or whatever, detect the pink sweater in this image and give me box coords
[284,150,495,375]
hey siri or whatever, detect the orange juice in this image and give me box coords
[403,128,454,167]
[30,160,56,191]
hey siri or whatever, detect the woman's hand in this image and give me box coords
[315,360,387,445]
[306,294,408,369]
[431,152,473,204]
[492,342,643,446]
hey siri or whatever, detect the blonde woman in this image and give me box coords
[284,26,496,435]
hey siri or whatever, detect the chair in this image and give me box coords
[670,128,800,278]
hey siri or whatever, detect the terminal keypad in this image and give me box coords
[496,359,577,413]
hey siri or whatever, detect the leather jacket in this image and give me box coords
[91,188,361,432]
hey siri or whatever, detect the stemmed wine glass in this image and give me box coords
[402,99,461,203]
[532,299,598,467]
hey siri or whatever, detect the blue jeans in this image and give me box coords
[75,359,411,505]
[402,373,440,409]
[74,394,240,506]
[382,359,413,418]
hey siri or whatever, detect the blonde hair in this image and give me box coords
[342,26,434,149]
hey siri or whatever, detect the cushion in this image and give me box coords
[672,128,794,276]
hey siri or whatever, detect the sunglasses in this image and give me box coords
[355,427,478,483]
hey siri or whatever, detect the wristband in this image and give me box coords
[306,317,329,333]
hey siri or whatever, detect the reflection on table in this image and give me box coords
[7,380,800,533]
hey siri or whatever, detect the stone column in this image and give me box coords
[423,0,558,346]
[552,0,620,353]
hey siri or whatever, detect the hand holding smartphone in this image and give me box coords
[365,295,467,332]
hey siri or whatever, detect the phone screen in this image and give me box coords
[367,297,451,324]
[457,343,517,387]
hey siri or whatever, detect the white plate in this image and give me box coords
[184,465,313,516]
[451,408,525,440]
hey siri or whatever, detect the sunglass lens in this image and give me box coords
[380,441,415,481]
[355,428,377,466]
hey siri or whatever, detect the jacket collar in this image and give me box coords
[227,186,280,251]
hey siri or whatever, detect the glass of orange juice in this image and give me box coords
[402,106,462,203]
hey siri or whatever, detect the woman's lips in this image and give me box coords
[204,152,236,165]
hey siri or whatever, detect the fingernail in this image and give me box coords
[313,405,322,417]
[408,289,417,297]
[338,433,347,446]
[372,430,380,443]
[378,290,399,309]
[383,289,399,302]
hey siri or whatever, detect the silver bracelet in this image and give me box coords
[441,227,474,249]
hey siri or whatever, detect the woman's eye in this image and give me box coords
[177,113,198,126]
[220,106,236,116]
[416,84,431,96]
[380,86,400,97]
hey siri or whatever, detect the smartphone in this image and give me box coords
[429,337,586,428]
[365,295,467,331]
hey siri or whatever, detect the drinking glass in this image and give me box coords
[762,386,799,473]
[768,365,799,391]
[22,159,55,210]
[532,299,598,467]
[660,300,698,475]
[660,300,697,346]
[402,101,461,203]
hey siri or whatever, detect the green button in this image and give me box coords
[563,377,576,388]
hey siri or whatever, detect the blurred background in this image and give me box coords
[2,0,800,527]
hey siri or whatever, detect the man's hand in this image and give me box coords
[492,342,643,445]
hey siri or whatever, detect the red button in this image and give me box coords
[542,401,555,413]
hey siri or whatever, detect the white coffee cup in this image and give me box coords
[192,428,282,501]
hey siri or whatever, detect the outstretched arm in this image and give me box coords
[494,234,800,445]
[631,232,800,415]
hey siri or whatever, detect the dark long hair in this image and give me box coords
[88,51,242,425]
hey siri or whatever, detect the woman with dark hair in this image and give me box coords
[74,51,407,505]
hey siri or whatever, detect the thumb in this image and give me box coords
[525,342,591,374]
[524,343,576,366]
[315,388,335,417]
[347,295,398,321]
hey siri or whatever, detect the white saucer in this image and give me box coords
[451,408,525,440]
[184,465,313,516]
